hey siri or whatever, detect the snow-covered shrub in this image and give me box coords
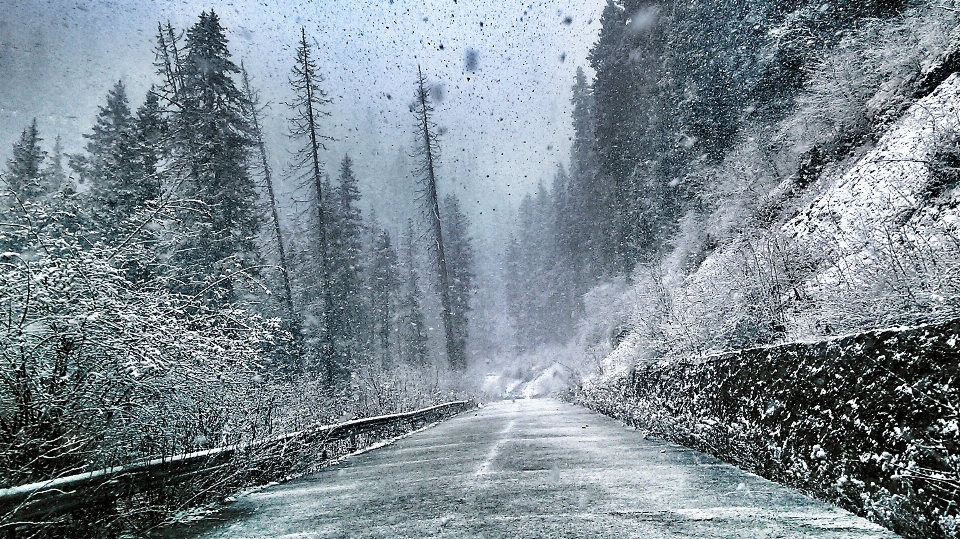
[783,4,958,152]
[0,193,280,489]
[800,221,960,335]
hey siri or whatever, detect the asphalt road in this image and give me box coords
[162,398,899,538]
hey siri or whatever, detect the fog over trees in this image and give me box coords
[3,0,960,534]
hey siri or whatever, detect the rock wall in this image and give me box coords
[578,319,960,539]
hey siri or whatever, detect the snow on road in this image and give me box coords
[159,399,898,538]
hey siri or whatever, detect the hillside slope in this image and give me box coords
[600,60,960,378]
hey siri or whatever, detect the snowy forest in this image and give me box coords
[0,11,478,494]
[3,0,960,535]
[504,0,960,382]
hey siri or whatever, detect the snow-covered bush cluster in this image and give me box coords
[0,194,459,534]
[0,195,283,484]
[578,320,960,539]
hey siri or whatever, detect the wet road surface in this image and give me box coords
[162,398,898,538]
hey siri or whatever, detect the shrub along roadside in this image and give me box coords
[576,319,960,539]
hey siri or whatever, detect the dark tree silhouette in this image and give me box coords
[411,66,462,371]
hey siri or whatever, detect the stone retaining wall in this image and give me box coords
[578,320,960,539]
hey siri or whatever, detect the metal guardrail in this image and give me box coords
[0,400,474,533]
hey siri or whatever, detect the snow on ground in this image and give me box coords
[785,73,960,278]
[520,362,573,398]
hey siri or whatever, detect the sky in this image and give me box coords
[0,0,605,237]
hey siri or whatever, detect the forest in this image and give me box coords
[3,0,960,533]
[0,11,475,494]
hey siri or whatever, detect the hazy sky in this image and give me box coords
[0,0,605,235]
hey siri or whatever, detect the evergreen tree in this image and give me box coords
[397,219,428,366]
[516,190,552,347]
[169,11,261,305]
[154,21,185,108]
[82,80,133,167]
[504,180,579,351]
[101,89,166,286]
[503,234,531,351]
[287,26,337,381]
[241,64,294,319]
[1,120,47,256]
[565,68,604,282]
[130,90,163,206]
[73,80,158,238]
[441,195,475,366]
[5,119,47,200]
[547,166,582,338]
[329,154,367,369]
[369,226,400,369]
[589,0,638,274]
[46,135,67,194]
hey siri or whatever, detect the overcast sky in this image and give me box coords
[0,0,605,236]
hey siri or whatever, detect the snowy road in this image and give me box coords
[161,399,898,538]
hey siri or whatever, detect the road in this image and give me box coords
[162,399,898,538]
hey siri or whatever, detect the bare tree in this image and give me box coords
[241,63,294,318]
[411,66,463,371]
[287,27,337,381]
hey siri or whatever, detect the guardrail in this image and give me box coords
[0,400,474,537]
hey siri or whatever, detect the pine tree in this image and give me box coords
[241,64,294,318]
[72,80,151,238]
[1,120,47,256]
[441,195,475,366]
[169,11,262,305]
[548,165,582,337]
[83,80,133,166]
[287,26,337,381]
[46,135,66,194]
[411,66,461,371]
[503,234,530,352]
[397,220,428,366]
[369,226,400,369]
[590,0,639,275]
[98,89,166,286]
[5,119,47,200]
[504,183,575,350]
[566,68,604,282]
[131,89,163,205]
[154,22,185,108]
[329,154,367,369]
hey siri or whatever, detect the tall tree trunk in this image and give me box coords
[241,65,295,318]
[299,28,336,382]
[414,66,463,371]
